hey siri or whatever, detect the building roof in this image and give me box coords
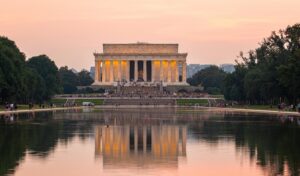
[94,53,187,57]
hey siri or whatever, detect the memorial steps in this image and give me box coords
[103,98,175,106]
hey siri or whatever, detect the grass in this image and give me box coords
[176,99,209,106]
[51,98,104,105]
[50,99,66,105]
[74,99,103,105]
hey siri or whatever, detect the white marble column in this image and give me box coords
[143,127,147,153]
[118,60,122,81]
[126,60,130,82]
[182,61,187,82]
[95,61,99,82]
[102,60,106,82]
[134,127,138,153]
[160,60,163,82]
[182,126,187,155]
[134,60,138,81]
[167,60,171,82]
[143,60,147,82]
[110,60,113,82]
[175,60,179,82]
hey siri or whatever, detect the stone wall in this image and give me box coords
[103,43,178,54]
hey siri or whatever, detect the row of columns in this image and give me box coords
[95,60,186,84]
[95,126,187,156]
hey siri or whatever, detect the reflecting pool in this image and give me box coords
[0,108,300,176]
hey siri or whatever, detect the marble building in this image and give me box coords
[93,43,188,86]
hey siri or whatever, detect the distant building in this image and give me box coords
[90,66,95,80]
[220,64,235,73]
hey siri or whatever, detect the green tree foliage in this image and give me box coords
[77,70,94,86]
[58,67,94,94]
[187,66,227,94]
[223,64,247,101]
[27,55,61,101]
[224,24,300,104]
[0,37,28,102]
[58,66,78,94]
[0,36,61,103]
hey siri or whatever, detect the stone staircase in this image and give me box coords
[103,98,175,105]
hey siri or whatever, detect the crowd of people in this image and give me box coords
[278,102,300,112]
[4,102,18,111]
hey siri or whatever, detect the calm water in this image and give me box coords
[0,108,300,176]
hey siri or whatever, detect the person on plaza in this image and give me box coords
[10,103,14,111]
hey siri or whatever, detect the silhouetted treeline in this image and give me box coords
[0,36,94,104]
[0,37,61,103]
[223,24,300,104]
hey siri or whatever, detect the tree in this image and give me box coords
[27,55,61,100]
[77,70,94,86]
[224,23,300,104]
[58,66,78,94]
[0,36,28,103]
[223,63,247,102]
[187,66,227,94]
[24,68,46,103]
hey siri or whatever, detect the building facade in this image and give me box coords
[95,125,186,168]
[93,43,188,86]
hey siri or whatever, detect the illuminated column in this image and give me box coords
[118,60,122,81]
[102,60,106,82]
[134,60,138,81]
[182,60,187,83]
[143,60,147,82]
[160,60,163,82]
[167,60,171,82]
[134,127,138,153]
[151,60,155,82]
[175,60,179,82]
[143,127,147,153]
[95,61,99,82]
[182,126,187,155]
[110,60,113,83]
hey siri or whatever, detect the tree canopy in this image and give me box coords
[58,67,94,94]
[0,36,96,103]
[58,66,78,94]
[27,55,61,100]
[187,66,226,94]
[0,36,61,103]
[224,24,300,104]
[77,70,94,86]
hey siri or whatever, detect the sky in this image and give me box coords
[0,0,299,71]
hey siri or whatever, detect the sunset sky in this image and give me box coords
[1,0,299,70]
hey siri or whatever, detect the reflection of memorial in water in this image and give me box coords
[95,125,186,168]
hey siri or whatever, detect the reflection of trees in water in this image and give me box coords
[189,114,300,176]
[1,109,299,175]
[0,111,94,176]
[0,108,210,175]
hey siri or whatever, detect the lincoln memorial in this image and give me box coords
[93,43,188,86]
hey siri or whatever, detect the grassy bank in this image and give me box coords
[51,98,104,105]
[176,99,208,106]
